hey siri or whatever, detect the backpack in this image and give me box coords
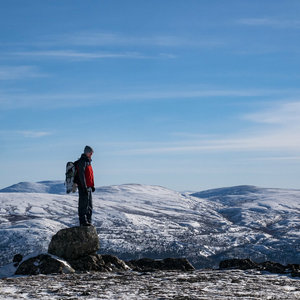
[65,160,79,194]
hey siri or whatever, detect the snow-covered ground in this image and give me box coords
[0,182,299,269]
[0,269,299,299]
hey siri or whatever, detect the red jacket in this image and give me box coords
[76,154,95,189]
[85,164,94,188]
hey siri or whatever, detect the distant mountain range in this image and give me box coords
[0,181,299,268]
[0,181,65,194]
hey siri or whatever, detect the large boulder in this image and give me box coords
[48,226,99,260]
[127,257,195,272]
[15,254,75,275]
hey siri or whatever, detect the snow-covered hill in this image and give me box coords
[191,186,300,265]
[0,182,299,268]
[0,181,65,194]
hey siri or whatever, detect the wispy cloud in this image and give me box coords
[170,132,217,139]
[0,130,52,138]
[17,130,52,138]
[237,18,300,29]
[0,87,291,110]
[2,32,223,63]
[12,50,168,60]
[243,101,300,125]
[112,101,300,155]
[249,156,300,162]
[0,66,46,80]
[114,133,300,155]
[37,31,225,48]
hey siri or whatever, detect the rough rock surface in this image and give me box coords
[260,261,286,274]
[13,254,23,267]
[101,254,131,271]
[219,258,258,270]
[219,258,300,277]
[127,257,195,272]
[15,254,75,275]
[288,264,300,277]
[48,226,99,260]
[68,254,130,272]
[13,254,23,264]
[68,254,107,272]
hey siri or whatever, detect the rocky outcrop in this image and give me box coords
[219,258,300,277]
[260,261,286,274]
[13,254,23,267]
[287,264,300,277]
[127,257,195,272]
[48,226,99,260]
[68,254,108,272]
[102,254,131,271]
[47,226,130,273]
[13,225,195,276]
[15,254,75,275]
[219,258,258,270]
[67,254,131,272]
[13,226,130,275]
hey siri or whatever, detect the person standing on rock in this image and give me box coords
[74,145,95,226]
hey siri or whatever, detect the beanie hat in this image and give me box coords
[84,145,94,154]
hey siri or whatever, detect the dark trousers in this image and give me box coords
[78,187,93,225]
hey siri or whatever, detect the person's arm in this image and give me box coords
[77,159,87,191]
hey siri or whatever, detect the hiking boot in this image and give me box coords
[81,222,92,226]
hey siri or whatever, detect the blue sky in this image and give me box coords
[1,0,300,191]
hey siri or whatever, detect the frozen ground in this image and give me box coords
[0,182,299,269]
[0,269,299,299]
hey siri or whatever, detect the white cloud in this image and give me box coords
[249,156,300,161]
[113,101,300,155]
[114,133,300,155]
[170,132,216,139]
[244,101,300,125]
[39,32,225,48]
[0,87,289,110]
[0,66,46,80]
[12,50,156,60]
[0,130,52,138]
[17,131,52,138]
[237,18,300,29]
[2,31,224,63]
